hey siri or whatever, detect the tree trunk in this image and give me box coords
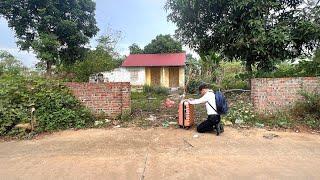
[246,62,252,89]
[46,61,52,76]
[246,62,252,73]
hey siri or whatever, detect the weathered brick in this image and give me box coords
[251,77,320,113]
[65,82,131,118]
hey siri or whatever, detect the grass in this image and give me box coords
[131,92,167,112]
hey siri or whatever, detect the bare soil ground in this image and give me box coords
[1,127,320,180]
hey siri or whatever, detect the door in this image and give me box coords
[150,67,161,86]
[169,67,179,87]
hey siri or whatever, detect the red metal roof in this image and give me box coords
[121,53,186,67]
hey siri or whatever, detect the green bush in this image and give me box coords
[143,85,169,95]
[247,54,320,78]
[187,79,203,94]
[56,48,117,82]
[292,90,320,129]
[257,111,294,129]
[251,61,299,78]
[0,74,94,136]
[219,61,249,90]
[187,61,249,93]
[225,100,258,125]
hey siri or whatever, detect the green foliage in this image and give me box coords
[225,100,257,125]
[117,109,132,122]
[129,34,184,55]
[0,74,94,136]
[187,60,249,92]
[129,43,143,54]
[186,79,203,94]
[57,31,123,82]
[292,90,320,129]
[131,92,167,112]
[0,0,99,72]
[143,85,170,95]
[296,49,320,77]
[31,33,60,72]
[70,49,116,82]
[219,61,249,90]
[257,111,293,129]
[143,34,183,54]
[96,29,122,58]
[185,54,201,87]
[199,52,222,83]
[224,92,294,128]
[166,0,320,72]
[224,90,320,130]
[0,50,26,76]
[239,53,320,79]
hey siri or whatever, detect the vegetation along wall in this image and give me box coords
[65,82,131,117]
[251,77,320,113]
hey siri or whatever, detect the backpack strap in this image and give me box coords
[207,101,219,115]
[207,90,219,114]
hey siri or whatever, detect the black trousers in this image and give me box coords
[197,115,221,133]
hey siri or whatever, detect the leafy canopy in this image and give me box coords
[166,0,320,72]
[129,34,184,54]
[144,34,183,54]
[129,43,144,54]
[0,0,99,71]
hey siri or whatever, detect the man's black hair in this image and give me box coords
[198,83,209,92]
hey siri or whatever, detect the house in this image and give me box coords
[121,53,186,88]
[89,67,131,83]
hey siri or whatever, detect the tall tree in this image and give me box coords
[0,50,25,75]
[96,27,122,58]
[166,0,320,72]
[68,33,122,82]
[144,34,183,54]
[129,43,143,54]
[0,0,99,73]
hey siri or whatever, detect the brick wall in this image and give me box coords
[251,77,320,113]
[65,82,131,118]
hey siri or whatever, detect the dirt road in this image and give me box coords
[1,127,320,180]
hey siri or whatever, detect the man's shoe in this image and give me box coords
[216,123,221,136]
[220,123,224,133]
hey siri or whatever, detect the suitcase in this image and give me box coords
[178,100,195,129]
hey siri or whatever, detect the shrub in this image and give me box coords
[56,48,117,82]
[257,111,294,129]
[187,79,203,94]
[246,54,320,79]
[225,100,258,125]
[0,74,94,136]
[143,85,169,95]
[291,90,320,129]
[219,61,249,90]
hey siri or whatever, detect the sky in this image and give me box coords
[0,0,193,68]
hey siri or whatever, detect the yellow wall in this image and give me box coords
[179,67,185,88]
[145,68,151,86]
[161,67,170,87]
[145,66,185,88]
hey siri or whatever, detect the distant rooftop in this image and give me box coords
[121,53,186,67]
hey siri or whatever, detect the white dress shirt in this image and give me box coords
[188,90,218,115]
